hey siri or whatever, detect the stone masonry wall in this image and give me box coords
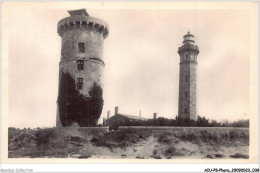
[61,30,104,61]
[178,52,197,120]
[59,29,104,97]
[189,63,197,120]
[178,62,190,119]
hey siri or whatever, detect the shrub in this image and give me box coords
[153,149,158,155]
[79,154,91,159]
[136,155,145,159]
[151,155,162,159]
[229,153,249,159]
[90,128,150,149]
[8,127,22,140]
[157,133,175,145]
[164,146,183,157]
[57,72,103,127]
[35,128,66,148]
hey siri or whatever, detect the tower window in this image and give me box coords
[77,60,84,70]
[78,43,85,53]
[185,75,190,82]
[82,21,87,27]
[185,108,188,114]
[186,54,189,60]
[185,92,188,98]
[76,21,80,27]
[77,78,83,90]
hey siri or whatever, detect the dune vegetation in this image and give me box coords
[8,126,249,159]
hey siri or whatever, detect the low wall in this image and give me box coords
[118,126,249,133]
[119,126,248,130]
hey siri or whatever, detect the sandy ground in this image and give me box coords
[70,136,249,159]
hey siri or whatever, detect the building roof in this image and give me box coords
[68,9,89,16]
[119,114,148,120]
[109,114,148,121]
[183,31,194,37]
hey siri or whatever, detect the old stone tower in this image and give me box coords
[178,32,199,120]
[56,9,109,127]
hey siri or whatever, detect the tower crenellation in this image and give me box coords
[57,9,109,38]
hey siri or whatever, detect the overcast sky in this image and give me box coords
[4,2,256,128]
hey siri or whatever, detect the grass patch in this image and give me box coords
[136,155,145,159]
[90,128,150,149]
[164,146,185,158]
[153,149,158,155]
[151,155,162,159]
[9,146,69,158]
[8,127,86,158]
[35,128,67,148]
[156,128,249,146]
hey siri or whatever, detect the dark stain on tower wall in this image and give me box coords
[56,9,109,127]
